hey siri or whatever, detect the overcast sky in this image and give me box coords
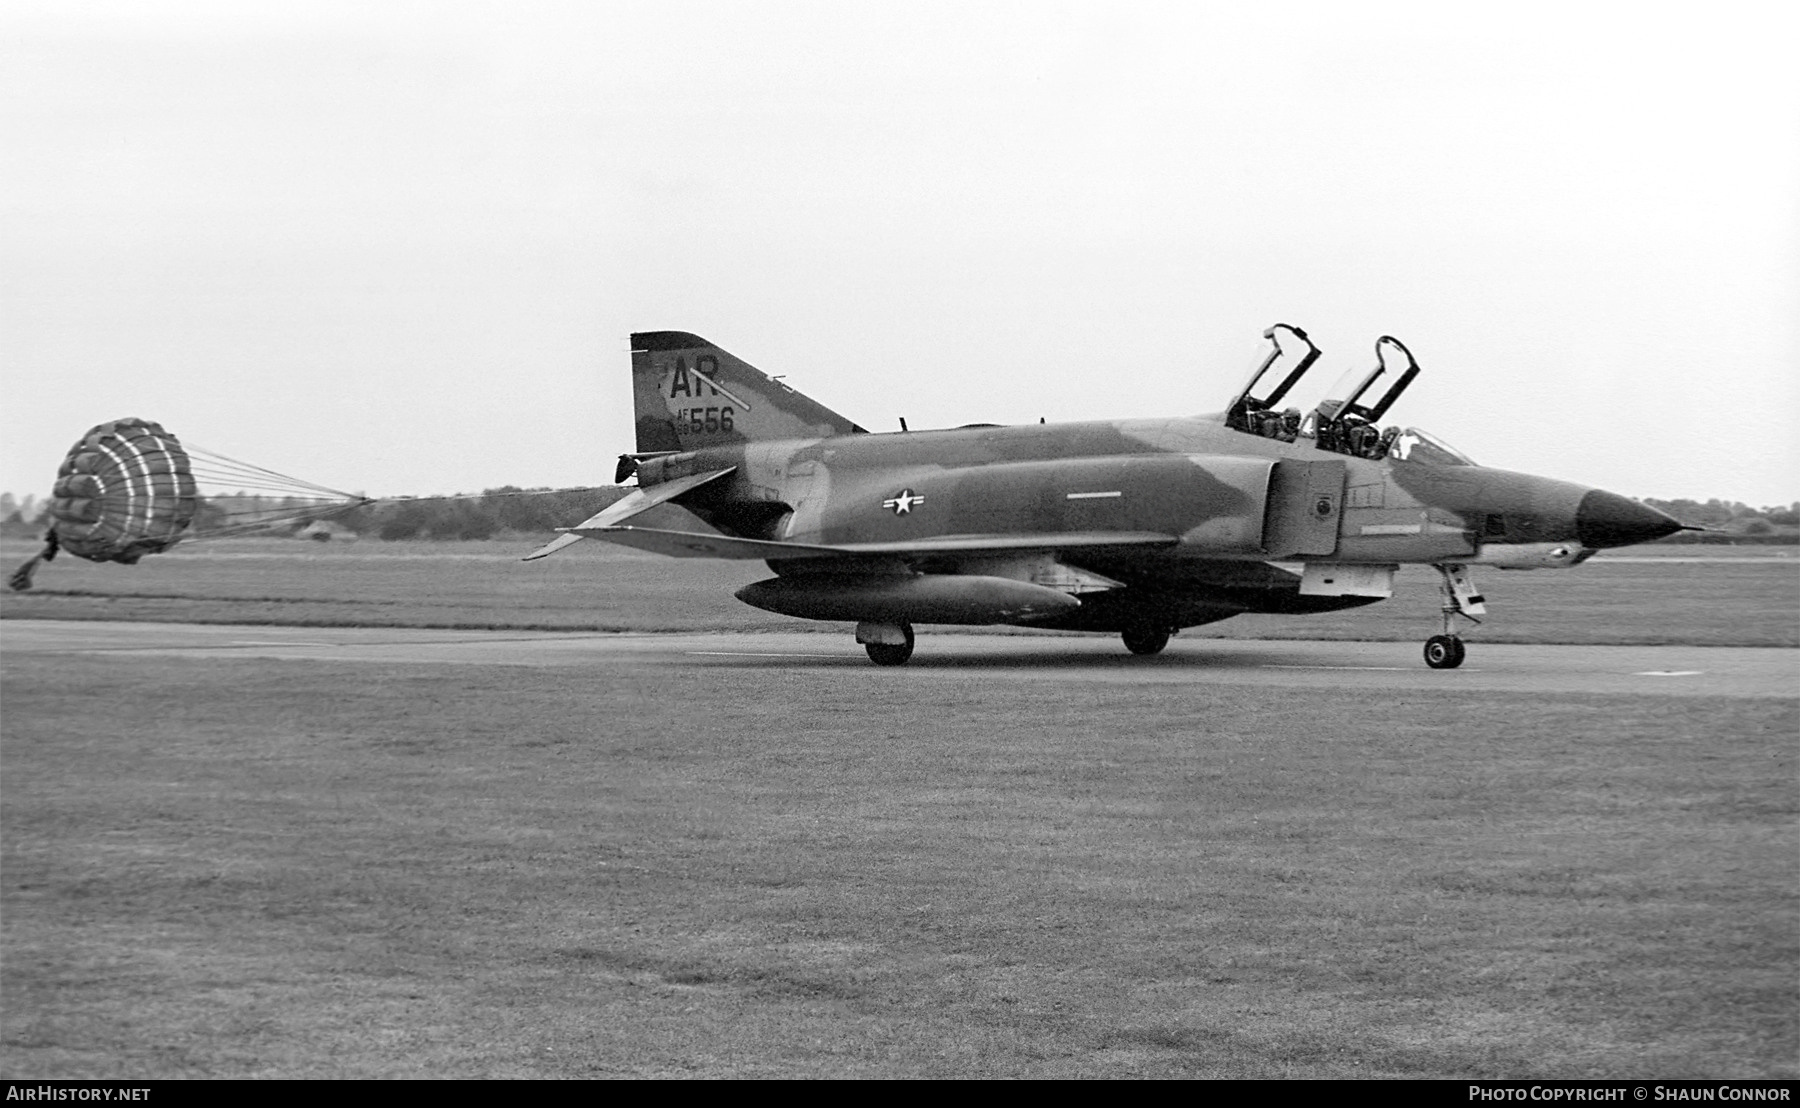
[4,1,1796,506]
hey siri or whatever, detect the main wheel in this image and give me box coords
[865,624,915,666]
[1423,634,1466,669]
[1121,626,1171,656]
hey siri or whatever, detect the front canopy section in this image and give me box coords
[1308,336,1422,459]
[1387,427,1476,467]
[1224,323,1320,442]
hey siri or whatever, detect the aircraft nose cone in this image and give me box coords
[1576,490,1684,549]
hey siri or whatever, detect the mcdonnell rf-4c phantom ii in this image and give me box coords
[526,326,1687,666]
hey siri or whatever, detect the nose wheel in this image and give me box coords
[1424,633,1466,669]
[1424,564,1485,669]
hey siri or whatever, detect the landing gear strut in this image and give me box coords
[1121,626,1173,656]
[1424,564,1484,669]
[858,620,915,666]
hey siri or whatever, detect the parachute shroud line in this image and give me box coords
[9,417,373,590]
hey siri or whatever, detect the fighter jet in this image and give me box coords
[526,326,1686,666]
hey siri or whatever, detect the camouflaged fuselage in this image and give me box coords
[641,414,1606,563]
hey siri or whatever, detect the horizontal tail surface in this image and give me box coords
[631,331,866,453]
[520,467,737,560]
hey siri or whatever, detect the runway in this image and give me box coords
[3,619,1791,698]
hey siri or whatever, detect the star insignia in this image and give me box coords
[882,488,925,515]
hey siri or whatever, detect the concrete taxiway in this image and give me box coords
[2,619,1792,699]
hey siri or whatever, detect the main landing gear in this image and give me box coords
[1424,564,1485,669]
[858,620,915,666]
[1121,626,1174,656]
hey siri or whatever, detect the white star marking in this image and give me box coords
[882,489,925,515]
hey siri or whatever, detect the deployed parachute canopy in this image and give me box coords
[50,418,198,565]
[9,417,370,591]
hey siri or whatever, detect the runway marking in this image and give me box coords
[1262,664,1414,672]
[1634,670,1703,677]
[688,651,852,659]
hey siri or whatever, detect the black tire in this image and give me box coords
[1424,634,1465,669]
[865,624,915,666]
[1121,627,1171,656]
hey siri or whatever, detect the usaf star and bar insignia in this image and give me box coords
[881,489,925,515]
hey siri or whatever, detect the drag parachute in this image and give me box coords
[9,417,369,591]
[48,418,198,564]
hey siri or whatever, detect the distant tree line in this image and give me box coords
[1640,498,1799,537]
[0,493,43,525]
[335,486,631,542]
[0,486,630,542]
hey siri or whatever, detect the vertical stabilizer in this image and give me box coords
[631,332,866,453]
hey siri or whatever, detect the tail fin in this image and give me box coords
[631,331,866,453]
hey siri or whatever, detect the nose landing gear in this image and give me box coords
[1425,564,1485,669]
[1424,633,1466,669]
[1121,626,1174,656]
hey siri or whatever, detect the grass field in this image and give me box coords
[2,537,1795,1078]
[2,538,1796,647]
[3,651,1793,1078]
